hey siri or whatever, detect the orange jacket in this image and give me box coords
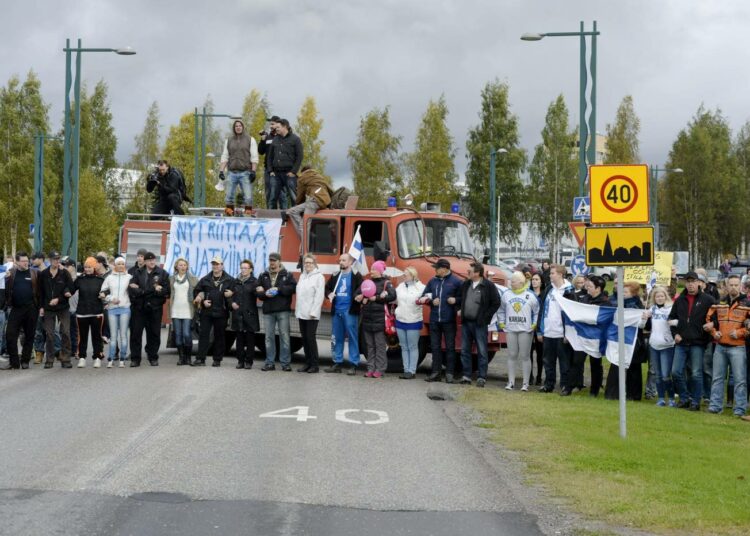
[706,295,750,346]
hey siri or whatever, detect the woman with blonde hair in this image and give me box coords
[643,285,676,406]
[100,257,132,367]
[169,257,198,365]
[294,254,325,373]
[394,266,425,379]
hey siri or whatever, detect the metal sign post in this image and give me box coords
[616,266,626,439]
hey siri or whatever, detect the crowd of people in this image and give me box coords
[1,250,747,421]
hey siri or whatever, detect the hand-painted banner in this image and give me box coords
[164,217,281,278]
[623,251,673,286]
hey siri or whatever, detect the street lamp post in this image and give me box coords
[33,134,62,252]
[193,109,241,207]
[650,165,683,248]
[489,147,508,265]
[61,39,135,261]
[522,21,600,197]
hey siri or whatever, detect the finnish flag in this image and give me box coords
[556,297,643,368]
[347,225,368,274]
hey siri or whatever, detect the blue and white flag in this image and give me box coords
[646,270,658,296]
[556,297,643,368]
[348,225,368,274]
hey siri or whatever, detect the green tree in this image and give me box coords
[465,81,526,243]
[733,121,750,251]
[77,168,120,256]
[527,95,578,263]
[405,95,459,210]
[348,107,402,208]
[0,71,50,255]
[79,80,118,173]
[296,96,328,175]
[162,112,197,207]
[604,95,640,164]
[241,89,270,207]
[660,107,740,264]
[124,101,161,214]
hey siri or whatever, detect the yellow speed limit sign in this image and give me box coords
[589,164,649,224]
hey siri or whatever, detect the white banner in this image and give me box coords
[164,217,282,278]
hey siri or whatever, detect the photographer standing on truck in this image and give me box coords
[258,115,280,208]
[218,119,259,216]
[148,159,190,218]
[268,119,303,210]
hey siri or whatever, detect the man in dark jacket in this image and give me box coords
[458,262,501,387]
[39,251,74,368]
[256,252,297,371]
[4,252,40,369]
[668,271,715,410]
[421,259,462,383]
[193,256,235,367]
[148,159,185,218]
[324,253,362,374]
[127,251,170,366]
[257,115,280,208]
[268,119,303,210]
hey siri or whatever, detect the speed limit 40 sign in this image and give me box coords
[589,164,649,224]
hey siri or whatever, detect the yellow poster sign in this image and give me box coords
[585,226,654,267]
[623,251,674,285]
[589,164,650,224]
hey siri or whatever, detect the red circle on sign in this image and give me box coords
[600,175,638,213]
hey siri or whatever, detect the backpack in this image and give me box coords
[174,168,192,204]
[330,187,351,209]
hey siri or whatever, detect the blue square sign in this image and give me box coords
[573,196,590,221]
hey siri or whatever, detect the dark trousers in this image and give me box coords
[76,315,104,358]
[605,363,643,400]
[44,310,72,363]
[429,321,457,376]
[530,335,544,383]
[590,357,604,396]
[197,314,227,363]
[568,351,586,391]
[130,306,163,363]
[542,337,572,391]
[151,193,184,218]
[6,304,38,367]
[299,319,319,368]
[70,311,78,356]
[236,330,256,365]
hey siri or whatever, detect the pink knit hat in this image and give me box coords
[371,260,386,274]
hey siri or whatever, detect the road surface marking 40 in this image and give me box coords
[259,406,389,425]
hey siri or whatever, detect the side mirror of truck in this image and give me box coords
[374,240,390,262]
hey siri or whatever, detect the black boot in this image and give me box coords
[184,345,193,366]
[236,360,245,369]
[176,346,186,366]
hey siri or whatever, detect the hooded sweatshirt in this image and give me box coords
[101,271,133,309]
[221,120,259,172]
[295,168,333,208]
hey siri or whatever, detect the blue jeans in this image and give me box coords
[283,174,297,205]
[264,311,291,366]
[263,170,272,208]
[172,318,192,346]
[268,173,286,209]
[672,344,705,405]
[397,327,420,374]
[332,310,359,365]
[0,309,6,354]
[703,344,714,401]
[225,171,252,206]
[107,307,130,360]
[460,320,489,380]
[650,346,675,399]
[709,344,747,415]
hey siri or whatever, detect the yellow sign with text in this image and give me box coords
[623,251,674,285]
[585,226,654,267]
[589,164,650,224]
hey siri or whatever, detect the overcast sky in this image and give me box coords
[3,0,750,189]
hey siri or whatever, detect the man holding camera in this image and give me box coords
[258,115,281,209]
[268,119,303,210]
[148,159,189,218]
[219,119,259,216]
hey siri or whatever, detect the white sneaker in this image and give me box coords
[118,360,125,368]
[505,383,514,390]
[93,358,101,368]
[106,360,113,368]
[77,357,86,368]
[521,384,529,392]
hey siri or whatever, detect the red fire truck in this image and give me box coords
[119,200,508,370]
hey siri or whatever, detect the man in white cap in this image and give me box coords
[193,255,235,366]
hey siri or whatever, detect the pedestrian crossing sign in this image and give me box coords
[573,196,590,221]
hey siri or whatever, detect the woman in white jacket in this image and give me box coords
[295,254,325,373]
[395,267,425,379]
[99,257,132,368]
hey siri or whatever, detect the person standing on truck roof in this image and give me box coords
[219,119,259,217]
[458,262,501,387]
[421,259,462,383]
[256,252,297,371]
[325,253,363,375]
[268,118,303,210]
[147,160,187,218]
[127,251,170,367]
[193,256,235,367]
[284,166,333,259]
[257,115,281,209]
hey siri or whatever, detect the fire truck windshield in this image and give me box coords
[397,218,475,259]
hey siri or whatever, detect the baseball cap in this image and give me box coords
[432,259,451,270]
[266,115,281,122]
[269,252,282,261]
[143,252,156,261]
[211,255,223,264]
[31,251,45,260]
[60,256,75,267]
[48,250,61,259]
[684,271,698,281]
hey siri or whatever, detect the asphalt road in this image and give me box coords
[0,334,552,536]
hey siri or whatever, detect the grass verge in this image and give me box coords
[462,387,750,535]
